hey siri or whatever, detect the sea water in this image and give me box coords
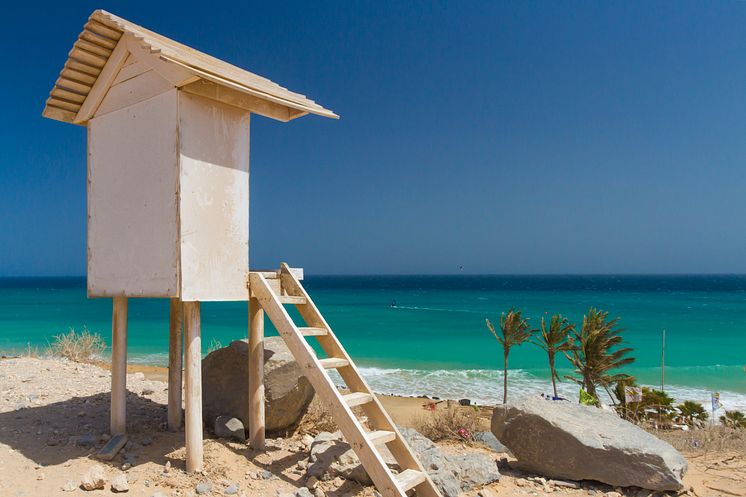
[1,275,745,410]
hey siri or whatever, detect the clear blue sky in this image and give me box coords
[2,1,745,276]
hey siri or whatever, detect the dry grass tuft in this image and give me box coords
[412,403,486,443]
[650,424,746,454]
[48,328,106,363]
[297,396,339,435]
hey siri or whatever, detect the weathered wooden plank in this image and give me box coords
[184,301,203,473]
[111,297,128,435]
[249,297,265,450]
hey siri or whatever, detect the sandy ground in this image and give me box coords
[0,357,743,497]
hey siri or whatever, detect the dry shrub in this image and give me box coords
[25,342,40,358]
[48,328,106,362]
[650,424,746,455]
[297,396,339,435]
[412,403,485,443]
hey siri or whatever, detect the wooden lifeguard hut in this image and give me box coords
[42,10,440,497]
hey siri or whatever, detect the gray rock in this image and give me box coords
[307,431,380,484]
[306,429,498,497]
[399,427,500,497]
[491,396,688,491]
[295,489,313,497]
[259,470,273,480]
[215,416,246,441]
[62,480,77,492]
[224,483,239,495]
[473,431,509,453]
[202,338,315,432]
[196,482,213,494]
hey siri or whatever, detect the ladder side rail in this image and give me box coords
[279,264,441,497]
[249,273,407,497]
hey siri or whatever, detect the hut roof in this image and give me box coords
[43,10,338,124]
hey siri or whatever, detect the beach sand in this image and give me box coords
[0,357,743,497]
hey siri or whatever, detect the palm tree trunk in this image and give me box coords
[549,353,558,398]
[503,349,509,404]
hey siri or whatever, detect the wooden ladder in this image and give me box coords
[249,263,442,497]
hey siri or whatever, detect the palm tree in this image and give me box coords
[533,314,574,398]
[676,400,708,427]
[486,307,535,404]
[564,308,635,402]
[720,410,746,429]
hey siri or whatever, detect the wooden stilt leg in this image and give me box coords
[111,296,128,435]
[248,297,265,450]
[183,301,203,473]
[168,298,184,431]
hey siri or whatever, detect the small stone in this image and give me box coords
[81,464,107,490]
[143,388,155,395]
[100,432,111,442]
[295,489,313,497]
[313,489,324,497]
[301,434,314,449]
[224,484,239,495]
[121,462,131,471]
[111,473,129,493]
[259,470,272,480]
[196,482,213,495]
[140,435,153,446]
[150,493,167,497]
[37,473,45,480]
[164,461,171,473]
[62,480,77,492]
[606,493,621,497]
[479,489,499,497]
[214,416,246,442]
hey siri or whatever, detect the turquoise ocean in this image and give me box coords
[1,275,745,410]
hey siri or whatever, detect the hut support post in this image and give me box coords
[111,296,128,435]
[248,297,265,449]
[168,299,184,431]
[184,301,203,473]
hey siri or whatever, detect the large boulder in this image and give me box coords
[491,396,687,491]
[307,429,499,497]
[202,338,315,433]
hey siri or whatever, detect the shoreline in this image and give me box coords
[3,353,746,412]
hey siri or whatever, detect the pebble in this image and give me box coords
[313,489,324,497]
[224,484,239,495]
[121,462,132,471]
[164,461,171,473]
[295,490,313,497]
[36,473,45,480]
[80,464,106,491]
[62,480,77,492]
[306,476,319,489]
[196,482,213,495]
[140,435,153,446]
[111,473,129,493]
[259,470,273,480]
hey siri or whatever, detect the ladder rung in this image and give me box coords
[278,295,307,305]
[367,430,396,446]
[342,392,374,408]
[319,357,349,369]
[395,469,426,492]
[298,327,328,337]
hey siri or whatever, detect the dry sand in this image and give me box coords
[0,357,743,497]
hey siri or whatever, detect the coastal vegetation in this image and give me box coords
[720,410,746,428]
[47,328,106,363]
[564,308,635,402]
[486,308,535,403]
[533,314,574,398]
